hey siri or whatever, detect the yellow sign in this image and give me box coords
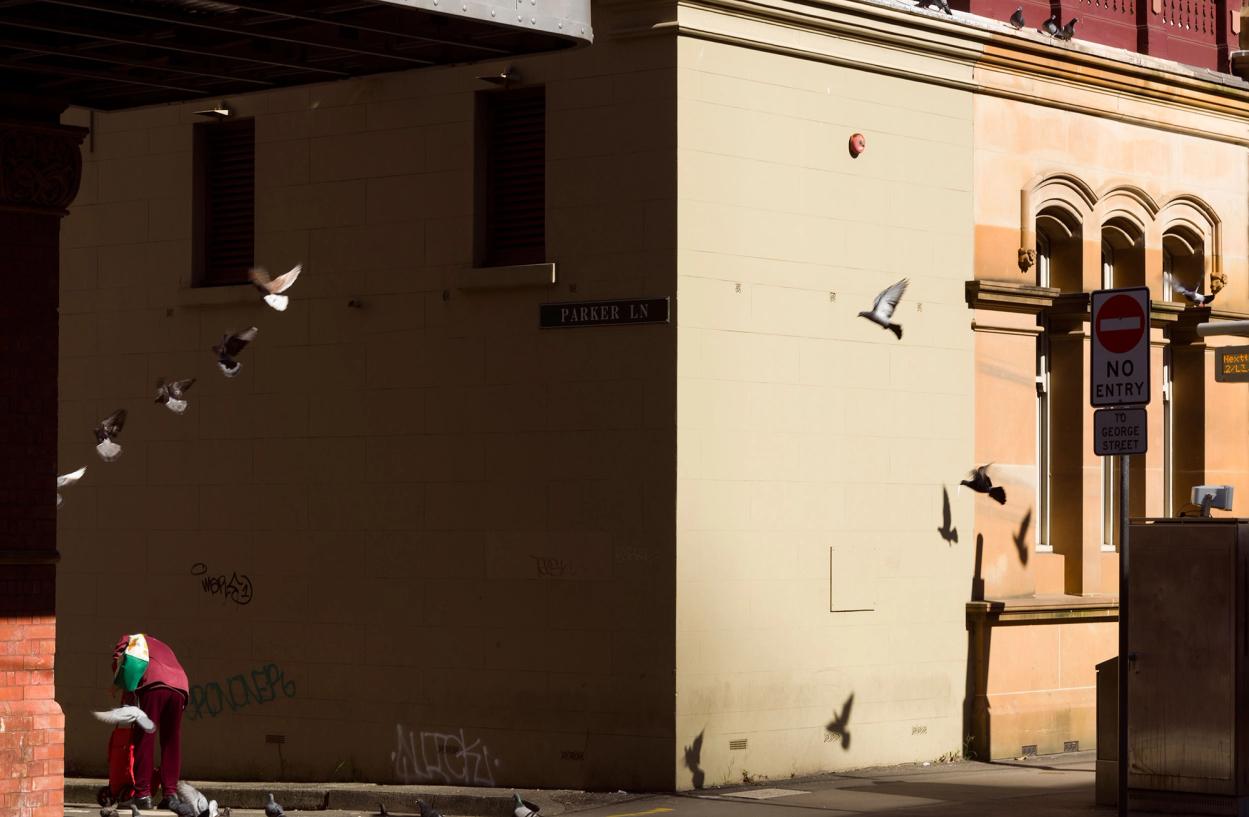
[1216,346,1249,382]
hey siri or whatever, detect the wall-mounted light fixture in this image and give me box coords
[194,100,232,119]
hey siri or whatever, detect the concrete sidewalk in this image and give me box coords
[66,752,1112,817]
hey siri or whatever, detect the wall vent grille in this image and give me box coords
[1021,744,1038,757]
[729,738,748,751]
[1064,740,1079,752]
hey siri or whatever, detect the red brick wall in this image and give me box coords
[0,615,63,817]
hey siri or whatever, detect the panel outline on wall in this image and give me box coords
[829,545,877,612]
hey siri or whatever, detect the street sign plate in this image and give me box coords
[1094,408,1148,456]
[1215,345,1249,383]
[1091,287,1150,407]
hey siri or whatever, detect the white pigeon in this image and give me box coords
[249,264,302,312]
[857,278,909,339]
[92,705,154,733]
[56,466,87,508]
[94,409,126,462]
[1165,271,1216,307]
[513,793,540,817]
[177,782,209,816]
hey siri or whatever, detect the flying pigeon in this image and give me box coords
[1056,17,1077,39]
[168,797,198,817]
[417,801,443,817]
[177,782,209,817]
[57,465,87,509]
[155,377,197,414]
[264,794,284,817]
[1165,271,1216,307]
[858,278,909,339]
[249,264,302,312]
[961,464,1007,505]
[213,327,258,378]
[916,0,952,14]
[937,486,958,545]
[1040,14,1060,35]
[94,409,127,462]
[93,705,155,733]
[1009,7,1024,28]
[513,793,540,817]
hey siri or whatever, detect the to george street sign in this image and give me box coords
[1094,408,1148,456]
[1091,287,1150,407]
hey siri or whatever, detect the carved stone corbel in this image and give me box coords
[0,120,87,215]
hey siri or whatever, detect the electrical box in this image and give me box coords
[1126,518,1249,815]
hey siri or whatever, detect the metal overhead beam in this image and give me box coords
[0,39,275,86]
[0,56,210,93]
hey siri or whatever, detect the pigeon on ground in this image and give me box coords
[961,464,1007,505]
[916,0,952,14]
[155,377,196,414]
[94,409,126,462]
[1056,17,1077,39]
[100,807,118,817]
[512,793,540,817]
[177,782,209,817]
[57,465,87,509]
[1009,6,1024,28]
[213,327,258,378]
[130,804,141,817]
[1040,13,1059,35]
[858,278,909,339]
[264,794,284,817]
[93,706,154,733]
[937,485,958,545]
[249,264,302,312]
[417,801,443,817]
[168,796,198,817]
[1165,271,1216,307]
[377,805,389,817]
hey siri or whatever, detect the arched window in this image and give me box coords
[1036,207,1081,292]
[1101,216,1145,289]
[1162,225,1205,303]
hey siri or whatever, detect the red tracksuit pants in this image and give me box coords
[129,686,184,798]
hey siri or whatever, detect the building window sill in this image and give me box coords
[454,262,556,291]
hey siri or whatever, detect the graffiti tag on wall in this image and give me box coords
[191,562,254,606]
[391,724,502,786]
[188,663,296,721]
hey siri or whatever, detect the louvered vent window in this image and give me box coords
[194,118,255,286]
[477,87,546,267]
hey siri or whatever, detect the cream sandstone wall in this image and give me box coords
[674,31,977,783]
[55,15,680,788]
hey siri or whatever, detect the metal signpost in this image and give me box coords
[1090,286,1150,817]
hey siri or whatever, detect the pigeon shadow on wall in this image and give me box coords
[937,485,959,545]
[825,692,854,750]
[683,729,705,789]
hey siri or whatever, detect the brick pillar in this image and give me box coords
[0,96,85,817]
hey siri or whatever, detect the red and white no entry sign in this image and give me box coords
[1091,287,1150,407]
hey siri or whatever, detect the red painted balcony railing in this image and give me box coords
[953,0,1234,71]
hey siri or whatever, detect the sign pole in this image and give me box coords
[1118,452,1130,817]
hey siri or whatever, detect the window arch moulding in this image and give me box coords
[1019,172,1096,278]
[1158,193,1222,292]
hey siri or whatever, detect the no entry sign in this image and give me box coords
[1091,287,1150,407]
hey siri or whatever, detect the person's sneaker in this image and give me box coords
[155,796,174,810]
[134,796,155,811]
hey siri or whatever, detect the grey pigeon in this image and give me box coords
[1009,6,1024,27]
[93,705,154,733]
[513,793,540,817]
[57,465,86,509]
[377,805,389,817]
[168,796,197,817]
[1040,14,1059,35]
[155,377,197,414]
[961,464,1007,505]
[264,794,284,817]
[417,800,443,817]
[177,782,209,816]
[249,264,302,312]
[94,409,126,462]
[858,278,909,339]
[916,0,952,14]
[213,327,258,378]
[100,808,119,817]
[130,805,141,817]
[1166,271,1216,306]
[1056,17,1077,39]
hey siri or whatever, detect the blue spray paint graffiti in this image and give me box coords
[188,663,296,720]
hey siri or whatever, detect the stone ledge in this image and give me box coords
[967,594,1120,625]
[454,262,557,291]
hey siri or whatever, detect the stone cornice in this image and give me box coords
[0,120,87,216]
[965,279,1060,313]
[673,0,1249,144]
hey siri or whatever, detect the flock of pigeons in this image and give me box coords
[913,0,1078,42]
[56,266,301,510]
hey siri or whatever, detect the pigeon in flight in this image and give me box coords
[213,327,258,378]
[1009,6,1024,27]
[249,264,302,312]
[1039,13,1060,35]
[155,377,196,414]
[826,692,854,750]
[264,794,284,817]
[937,486,958,545]
[1165,271,1216,307]
[513,793,540,817]
[417,801,443,817]
[57,465,86,509]
[961,464,1007,505]
[916,0,952,14]
[94,410,127,462]
[858,278,909,339]
[1056,17,1077,39]
[93,705,155,733]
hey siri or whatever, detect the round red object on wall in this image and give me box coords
[848,133,866,157]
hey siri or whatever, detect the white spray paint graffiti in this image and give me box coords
[390,724,502,786]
